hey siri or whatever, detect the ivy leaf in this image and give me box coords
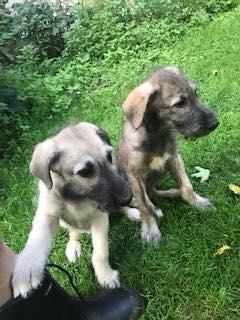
[191,166,210,183]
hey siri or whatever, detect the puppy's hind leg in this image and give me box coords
[154,188,181,199]
[61,221,81,263]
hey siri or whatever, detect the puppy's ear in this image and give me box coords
[29,139,59,189]
[164,66,181,75]
[122,82,159,129]
[97,128,112,146]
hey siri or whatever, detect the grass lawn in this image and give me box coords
[1,7,240,320]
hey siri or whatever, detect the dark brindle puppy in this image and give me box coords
[117,67,219,245]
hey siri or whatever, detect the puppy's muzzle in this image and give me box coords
[109,174,132,207]
[183,108,219,138]
[95,166,132,212]
[113,189,132,207]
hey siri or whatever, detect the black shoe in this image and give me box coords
[0,264,145,320]
[84,287,145,320]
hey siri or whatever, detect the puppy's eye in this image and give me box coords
[174,100,185,108]
[77,162,94,178]
[107,152,113,164]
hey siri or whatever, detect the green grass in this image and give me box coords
[1,7,240,320]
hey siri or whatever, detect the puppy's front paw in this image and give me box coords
[192,193,215,212]
[12,253,44,298]
[141,218,161,245]
[65,240,81,263]
[97,269,120,289]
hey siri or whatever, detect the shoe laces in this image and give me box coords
[47,263,89,320]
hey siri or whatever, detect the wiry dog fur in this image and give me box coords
[117,67,219,245]
[12,122,132,298]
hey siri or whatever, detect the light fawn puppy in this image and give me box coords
[12,122,132,297]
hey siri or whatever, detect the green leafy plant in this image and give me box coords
[0,0,239,155]
[0,0,75,64]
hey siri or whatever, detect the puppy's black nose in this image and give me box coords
[118,194,132,207]
[208,119,219,131]
[205,111,219,132]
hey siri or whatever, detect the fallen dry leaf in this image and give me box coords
[229,183,240,195]
[214,245,230,256]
